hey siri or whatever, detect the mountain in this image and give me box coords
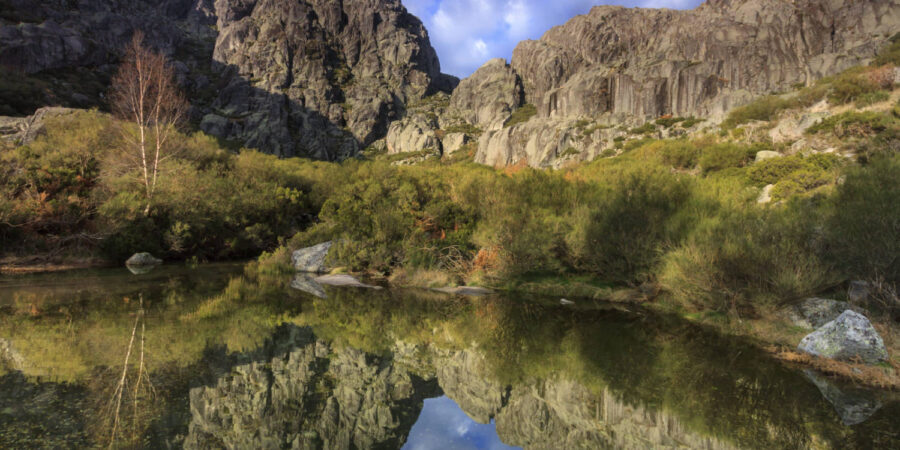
[1,0,898,164]
[435,0,900,167]
[0,0,457,159]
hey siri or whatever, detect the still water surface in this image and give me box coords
[0,263,897,448]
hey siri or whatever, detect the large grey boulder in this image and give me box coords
[787,298,860,330]
[798,310,888,364]
[125,252,162,267]
[292,242,332,273]
[385,115,442,155]
[804,370,882,426]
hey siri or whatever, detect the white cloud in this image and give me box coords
[404,0,704,78]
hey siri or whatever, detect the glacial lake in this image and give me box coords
[0,263,898,449]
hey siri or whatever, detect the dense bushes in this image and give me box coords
[828,155,900,284]
[0,110,322,261]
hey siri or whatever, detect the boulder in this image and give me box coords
[797,310,888,364]
[804,370,882,426]
[441,132,469,154]
[754,151,782,162]
[125,252,162,267]
[757,184,774,204]
[385,115,441,155]
[292,242,333,273]
[313,274,382,290]
[787,298,859,330]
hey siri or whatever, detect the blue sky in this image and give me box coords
[403,0,705,78]
[402,396,517,450]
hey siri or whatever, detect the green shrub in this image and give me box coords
[655,117,686,128]
[566,167,691,282]
[680,117,704,128]
[444,122,483,136]
[856,90,891,107]
[660,206,836,313]
[873,32,900,66]
[698,143,755,173]
[827,67,893,105]
[828,155,900,284]
[722,96,790,128]
[659,141,700,169]
[629,122,657,135]
[806,111,896,138]
[503,104,537,128]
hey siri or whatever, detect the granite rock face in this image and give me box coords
[449,58,524,131]
[465,0,900,167]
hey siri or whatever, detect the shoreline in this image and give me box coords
[382,271,900,391]
[0,257,113,275]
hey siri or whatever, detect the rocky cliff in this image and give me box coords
[0,0,457,159]
[410,0,900,167]
[2,0,898,165]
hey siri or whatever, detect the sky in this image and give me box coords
[402,0,705,78]
[402,396,517,450]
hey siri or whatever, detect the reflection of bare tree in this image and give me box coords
[101,296,154,448]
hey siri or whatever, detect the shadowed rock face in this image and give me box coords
[0,0,457,159]
[207,0,457,159]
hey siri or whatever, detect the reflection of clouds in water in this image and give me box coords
[403,396,518,450]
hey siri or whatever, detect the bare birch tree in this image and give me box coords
[110,31,187,214]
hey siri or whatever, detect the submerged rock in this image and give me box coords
[314,274,382,290]
[787,298,859,330]
[292,242,333,273]
[804,370,882,426]
[125,252,162,267]
[798,310,888,364]
[290,274,327,299]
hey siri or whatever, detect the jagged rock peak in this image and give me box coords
[0,0,458,160]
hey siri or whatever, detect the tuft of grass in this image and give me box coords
[503,104,537,128]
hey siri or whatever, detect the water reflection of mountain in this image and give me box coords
[184,323,739,450]
[1,267,899,448]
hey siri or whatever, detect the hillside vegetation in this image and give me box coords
[2,38,900,323]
